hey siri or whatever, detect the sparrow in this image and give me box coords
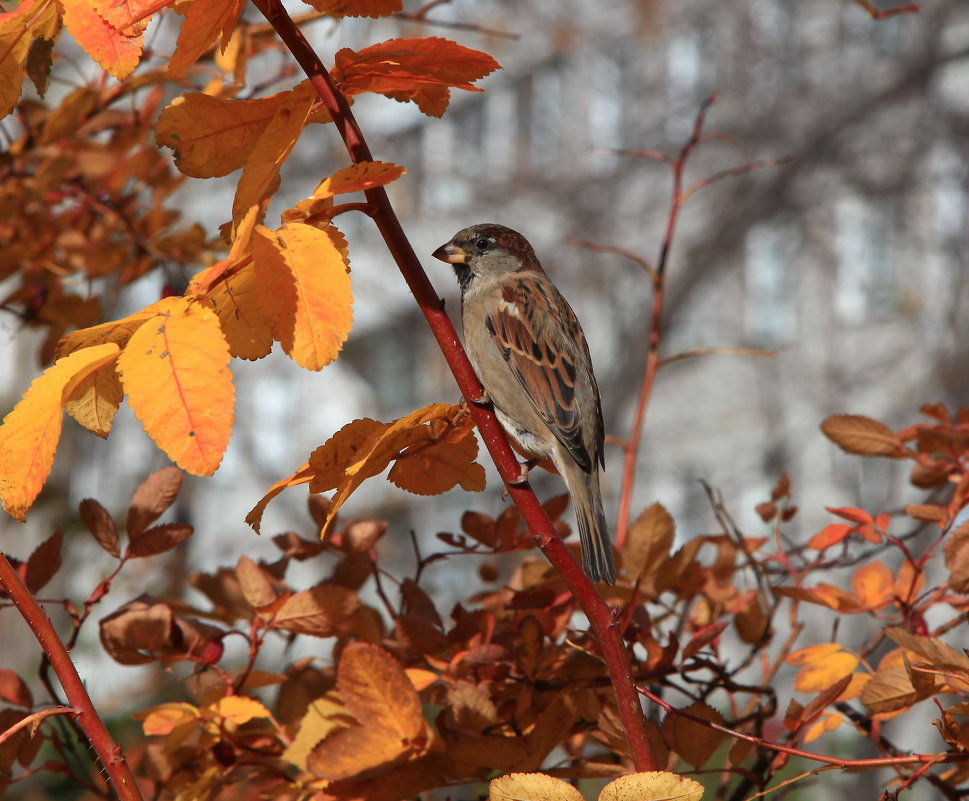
[433,224,616,584]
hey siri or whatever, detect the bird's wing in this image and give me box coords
[484,276,599,472]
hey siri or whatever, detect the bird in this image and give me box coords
[432,224,616,584]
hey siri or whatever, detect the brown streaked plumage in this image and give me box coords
[432,223,615,584]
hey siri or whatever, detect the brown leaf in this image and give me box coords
[25,529,62,593]
[271,583,360,636]
[78,498,120,558]
[445,681,497,732]
[393,614,447,657]
[860,663,920,715]
[944,521,969,594]
[905,503,949,524]
[885,627,969,672]
[662,701,725,769]
[235,555,278,611]
[99,598,174,665]
[128,523,193,558]
[127,467,183,537]
[820,414,903,457]
[623,503,675,588]
[272,532,326,561]
[0,670,32,708]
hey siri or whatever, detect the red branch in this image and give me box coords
[614,95,716,549]
[0,554,144,801]
[250,0,656,773]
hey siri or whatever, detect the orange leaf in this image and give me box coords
[168,0,244,77]
[158,89,291,179]
[0,344,120,521]
[333,37,501,117]
[803,711,842,744]
[826,506,873,525]
[54,305,162,359]
[808,523,853,550]
[117,297,234,475]
[312,161,406,199]
[304,0,402,17]
[851,560,894,609]
[270,583,361,636]
[61,0,143,80]
[232,82,316,227]
[0,0,48,118]
[820,414,903,457]
[623,503,675,586]
[244,462,313,533]
[252,222,353,370]
[307,643,427,779]
[308,404,459,534]
[63,358,123,438]
[787,643,859,693]
[388,413,485,494]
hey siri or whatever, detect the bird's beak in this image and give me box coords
[432,241,466,264]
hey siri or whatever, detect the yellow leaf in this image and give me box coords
[489,772,585,801]
[282,698,346,771]
[0,1,35,119]
[117,297,234,475]
[252,222,353,370]
[231,82,316,227]
[0,344,120,521]
[600,771,704,801]
[168,0,245,78]
[802,711,842,745]
[63,358,123,438]
[305,0,402,18]
[788,644,859,693]
[210,696,270,725]
[135,702,199,736]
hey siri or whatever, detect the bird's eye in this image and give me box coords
[474,237,492,251]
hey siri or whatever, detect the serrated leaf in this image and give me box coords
[0,344,121,521]
[25,529,62,593]
[168,0,245,77]
[489,772,585,801]
[128,523,194,558]
[252,222,353,371]
[600,771,704,801]
[272,583,360,636]
[117,298,234,475]
[60,0,143,81]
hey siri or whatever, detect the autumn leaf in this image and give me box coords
[820,414,904,457]
[333,37,501,116]
[851,560,894,609]
[0,0,59,119]
[117,297,234,475]
[489,773,584,801]
[270,583,361,636]
[244,462,314,533]
[623,503,675,586]
[158,90,288,179]
[60,0,143,80]
[0,343,120,521]
[232,81,317,227]
[661,701,725,770]
[79,498,121,558]
[54,305,162,360]
[62,355,123,438]
[252,222,353,370]
[388,410,485,494]
[306,643,430,779]
[168,0,245,77]
[312,161,407,199]
[599,772,705,801]
[305,0,403,18]
[944,521,969,593]
[787,643,859,693]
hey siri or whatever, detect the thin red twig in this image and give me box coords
[250,0,656,772]
[849,0,921,19]
[614,95,717,549]
[0,706,77,746]
[0,554,143,801]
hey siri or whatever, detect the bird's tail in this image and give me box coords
[570,467,616,584]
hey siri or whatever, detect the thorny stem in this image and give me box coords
[251,0,657,772]
[0,553,144,801]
